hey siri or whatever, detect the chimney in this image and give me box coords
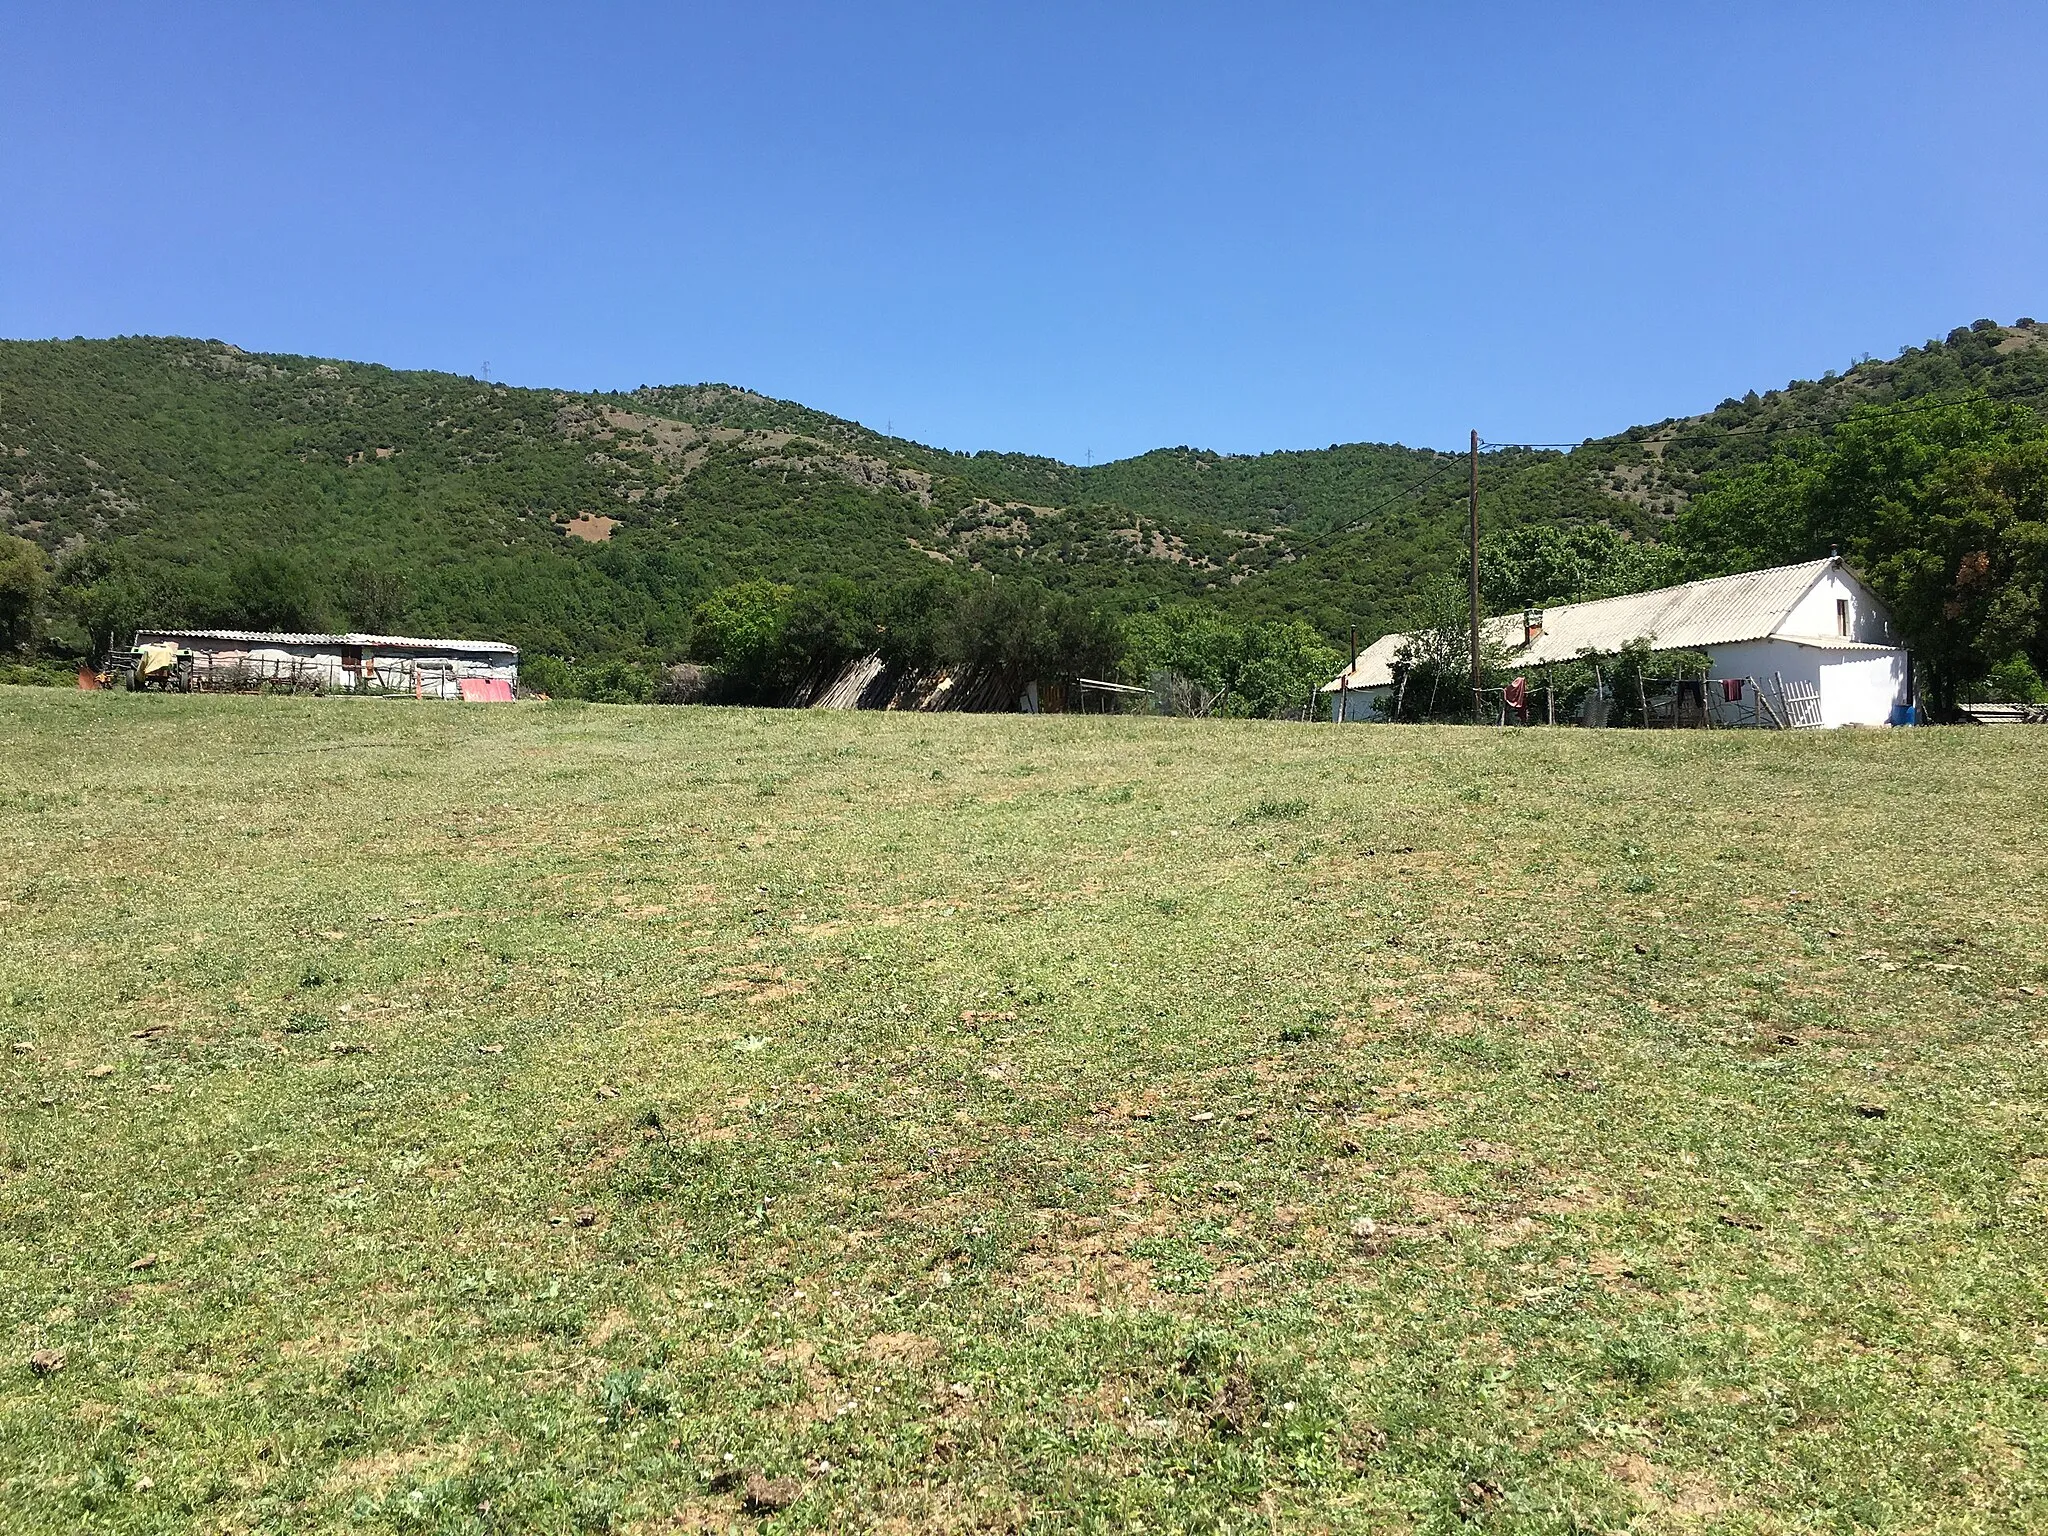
[1524,607,1544,646]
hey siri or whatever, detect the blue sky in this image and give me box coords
[4,2,2043,461]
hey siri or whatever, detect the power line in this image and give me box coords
[1345,453,1466,528]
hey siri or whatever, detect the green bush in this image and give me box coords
[0,534,49,651]
[1982,655,2046,704]
[573,658,655,704]
[518,653,572,698]
[0,657,76,687]
[689,580,791,698]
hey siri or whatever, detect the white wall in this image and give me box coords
[1708,640,1825,708]
[1782,567,1896,644]
[1329,686,1392,722]
[158,640,518,693]
[1817,650,1909,727]
[1707,638,1905,726]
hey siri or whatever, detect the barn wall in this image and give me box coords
[137,633,518,694]
[358,647,520,692]
[1707,640,1827,705]
[1707,639,1905,726]
[1818,651,1909,727]
[1782,569,1896,645]
[1329,687,1392,722]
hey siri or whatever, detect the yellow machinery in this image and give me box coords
[116,642,193,691]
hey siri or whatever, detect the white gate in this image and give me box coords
[1775,673,1824,729]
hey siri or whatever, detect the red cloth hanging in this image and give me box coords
[1723,677,1743,701]
[1503,675,1528,723]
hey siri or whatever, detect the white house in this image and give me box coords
[132,629,520,698]
[1323,556,1911,728]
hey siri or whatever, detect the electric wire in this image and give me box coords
[1344,452,1466,529]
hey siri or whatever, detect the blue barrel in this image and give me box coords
[1889,704,1918,726]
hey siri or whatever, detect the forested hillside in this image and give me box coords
[0,337,1622,666]
[2,321,2043,705]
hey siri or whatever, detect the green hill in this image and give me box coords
[2,322,2044,674]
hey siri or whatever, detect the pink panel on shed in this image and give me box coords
[459,679,516,702]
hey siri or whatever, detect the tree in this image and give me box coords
[875,574,961,672]
[230,551,324,632]
[1481,522,1682,610]
[689,580,791,698]
[338,559,411,634]
[1123,605,1340,717]
[1388,574,1514,721]
[1677,399,2048,716]
[1229,620,1343,719]
[952,579,1120,684]
[52,545,149,663]
[1122,605,1242,700]
[777,576,875,686]
[0,535,48,652]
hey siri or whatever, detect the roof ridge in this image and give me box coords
[136,627,517,651]
[1517,557,1833,623]
[1329,557,1867,688]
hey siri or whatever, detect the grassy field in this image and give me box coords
[3,690,2046,1534]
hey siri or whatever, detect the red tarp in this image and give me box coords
[458,679,516,703]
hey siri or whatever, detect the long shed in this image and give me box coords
[132,629,520,698]
[1323,557,1910,728]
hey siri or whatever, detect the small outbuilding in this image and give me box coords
[1324,556,1911,728]
[131,629,520,698]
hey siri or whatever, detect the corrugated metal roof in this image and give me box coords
[1323,632,1407,692]
[1324,558,1859,691]
[134,628,518,655]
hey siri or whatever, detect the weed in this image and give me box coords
[1240,796,1310,822]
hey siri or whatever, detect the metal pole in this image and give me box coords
[1469,429,1481,722]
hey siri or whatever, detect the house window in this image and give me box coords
[1836,598,1849,636]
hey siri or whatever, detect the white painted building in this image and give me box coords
[132,629,520,698]
[1323,557,1911,727]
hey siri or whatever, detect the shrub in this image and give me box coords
[689,580,791,698]
[0,534,49,652]
[574,658,654,704]
[518,653,571,698]
[1982,655,2046,704]
[0,658,75,687]
[654,663,711,704]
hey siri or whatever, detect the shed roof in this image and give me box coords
[134,629,518,656]
[1324,557,1880,691]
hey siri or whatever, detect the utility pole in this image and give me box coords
[1468,429,1482,723]
[1340,623,1356,724]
